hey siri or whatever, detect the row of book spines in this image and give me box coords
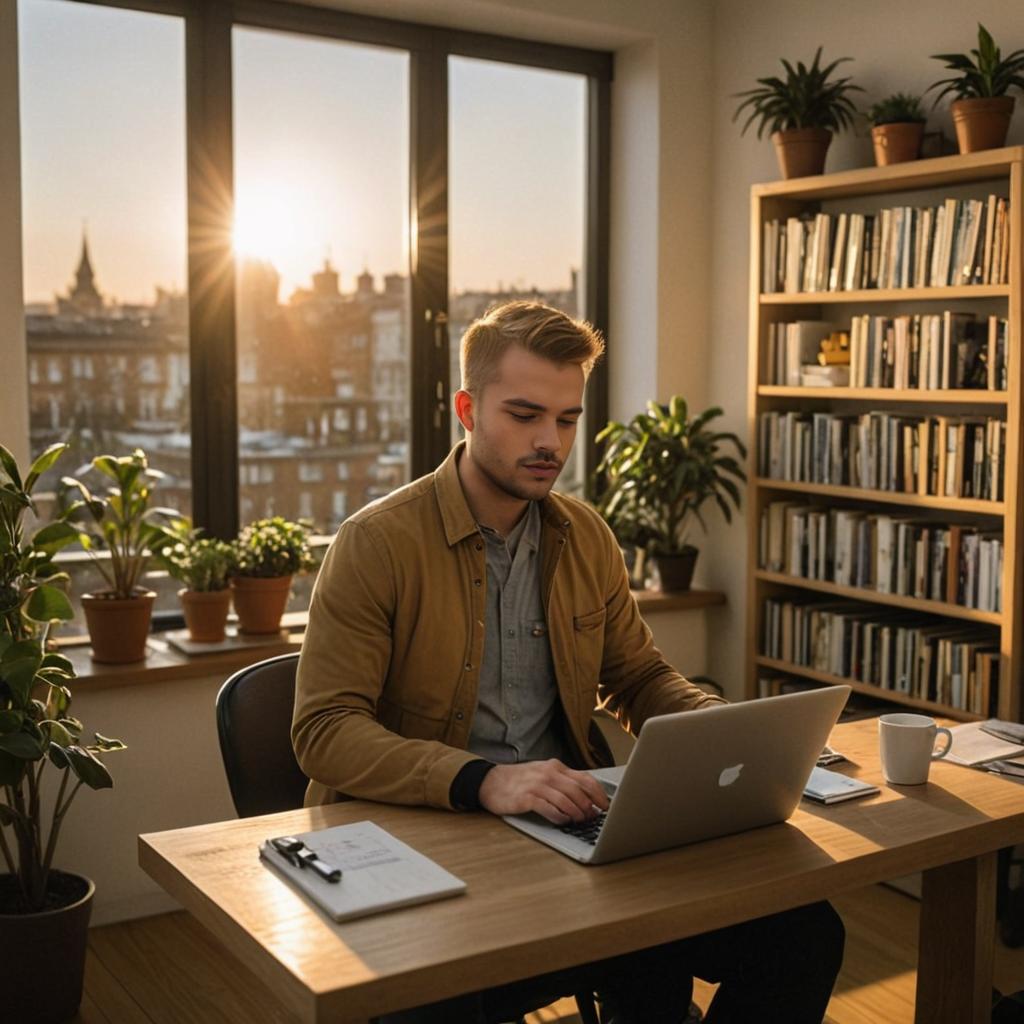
[756,413,1006,502]
[762,314,1008,391]
[758,505,1003,612]
[761,195,1011,294]
[760,598,998,714]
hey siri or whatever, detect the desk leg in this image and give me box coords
[915,852,996,1024]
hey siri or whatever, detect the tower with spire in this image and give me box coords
[57,230,105,317]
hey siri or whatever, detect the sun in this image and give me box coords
[232,182,314,265]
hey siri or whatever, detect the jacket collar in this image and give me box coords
[434,442,572,547]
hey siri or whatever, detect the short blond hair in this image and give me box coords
[459,301,605,394]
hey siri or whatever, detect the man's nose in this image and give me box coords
[534,426,561,456]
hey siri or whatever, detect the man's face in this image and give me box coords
[460,346,585,502]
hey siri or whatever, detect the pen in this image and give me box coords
[270,836,343,883]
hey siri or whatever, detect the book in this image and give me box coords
[259,820,467,922]
[803,766,880,804]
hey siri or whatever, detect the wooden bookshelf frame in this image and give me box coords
[746,146,1024,722]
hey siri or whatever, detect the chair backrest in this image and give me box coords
[215,652,308,818]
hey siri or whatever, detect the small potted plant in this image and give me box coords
[231,517,316,634]
[867,93,927,166]
[929,23,1024,153]
[595,398,746,592]
[0,443,126,1023]
[733,47,862,179]
[61,449,177,663]
[157,518,235,643]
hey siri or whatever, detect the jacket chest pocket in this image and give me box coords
[573,607,607,689]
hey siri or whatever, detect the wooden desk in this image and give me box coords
[139,718,1024,1024]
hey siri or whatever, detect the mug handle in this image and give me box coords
[932,726,953,760]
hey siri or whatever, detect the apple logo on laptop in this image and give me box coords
[718,764,744,787]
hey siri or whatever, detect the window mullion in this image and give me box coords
[409,46,451,477]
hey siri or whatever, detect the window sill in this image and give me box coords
[60,591,725,691]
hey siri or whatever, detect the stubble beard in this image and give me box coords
[473,435,562,503]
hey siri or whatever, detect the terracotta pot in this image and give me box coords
[230,575,292,634]
[951,97,1014,153]
[179,587,232,643]
[871,122,924,166]
[771,128,832,179]
[81,589,155,663]
[0,871,94,1023]
[654,547,699,593]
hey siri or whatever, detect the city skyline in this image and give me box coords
[18,0,586,305]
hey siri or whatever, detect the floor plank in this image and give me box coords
[78,884,1024,1023]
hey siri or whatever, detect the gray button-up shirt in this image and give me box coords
[467,501,571,765]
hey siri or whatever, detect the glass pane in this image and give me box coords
[233,28,411,534]
[449,57,588,493]
[19,0,189,625]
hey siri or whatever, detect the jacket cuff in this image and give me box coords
[448,759,497,811]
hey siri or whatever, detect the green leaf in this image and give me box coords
[0,730,46,759]
[24,583,75,623]
[45,721,74,748]
[0,443,23,490]
[1,640,43,705]
[0,709,22,733]
[24,443,67,493]
[47,744,70,770]
[32,520,81,555]
[65,745,113,789]
[91,732,126,753]
[41,652,75,675]
[0,803,17,826]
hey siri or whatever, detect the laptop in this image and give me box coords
[503,685,851,865]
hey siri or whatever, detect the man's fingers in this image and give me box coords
[550,763,609,811]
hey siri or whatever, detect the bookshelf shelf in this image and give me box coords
[755,570,1002,625]
[753,656,985,721]
[760,285,1011,305]
[754,478,1005,515]
[757,386,1007,404]
[747,149,1022,721]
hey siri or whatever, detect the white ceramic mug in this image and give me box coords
[878,713,953,785]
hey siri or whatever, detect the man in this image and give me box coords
[294,301,844,1023]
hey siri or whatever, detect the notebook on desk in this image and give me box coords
[503,686,850,865]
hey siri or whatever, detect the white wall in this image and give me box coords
[704,0,1024,698]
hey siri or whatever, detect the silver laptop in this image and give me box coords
[503,685,850,865]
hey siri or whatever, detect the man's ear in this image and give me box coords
[454,389,475,432]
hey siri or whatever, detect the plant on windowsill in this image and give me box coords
[230,517,317,635]
[732,47,861,179]
[60,448,178,663]
[594,398,747,593]
[0,442,126,1023]
[928,24,1024,153]
[867,93,927,166]
[156,518,236,643]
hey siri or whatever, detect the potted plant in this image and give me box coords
[733,47,862,179]
[594,398,747,592]
[157,518,235,643]
[0,443,126,1023]
[230,517,316,634]
[929,23,1024,153]
[867,93,927,166]
[61,449,176,663]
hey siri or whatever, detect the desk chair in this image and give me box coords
[215,653,601,1024]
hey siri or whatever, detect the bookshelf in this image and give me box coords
[746,146,1023,722]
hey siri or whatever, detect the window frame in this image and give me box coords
[38,0,612,537]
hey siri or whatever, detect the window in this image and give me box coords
[17,2,609,551]
[19,0,190,519]
[233,26,411,534]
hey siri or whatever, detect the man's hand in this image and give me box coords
[478,760,610,824]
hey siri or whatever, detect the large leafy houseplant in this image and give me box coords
[733,47,862,179]
[61,449,176,662]
[929,24,1024,152]
[595,399,746,591]
[0,441,126,907]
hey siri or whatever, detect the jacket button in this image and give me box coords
[464,661,472,670]
[559,538,566,546]
[474,578,482,586]
[455,710,464,720]
[475,542,483,550]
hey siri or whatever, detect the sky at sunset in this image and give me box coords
[18,0,585,305]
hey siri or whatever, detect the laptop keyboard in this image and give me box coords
[559,811,607,846]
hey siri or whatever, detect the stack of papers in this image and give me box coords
[803,767,880,804]
[945,721,1024,766]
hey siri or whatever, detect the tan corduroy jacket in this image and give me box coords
[292,443,726,810]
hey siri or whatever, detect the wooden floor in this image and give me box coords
[73,884,1024,1023]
